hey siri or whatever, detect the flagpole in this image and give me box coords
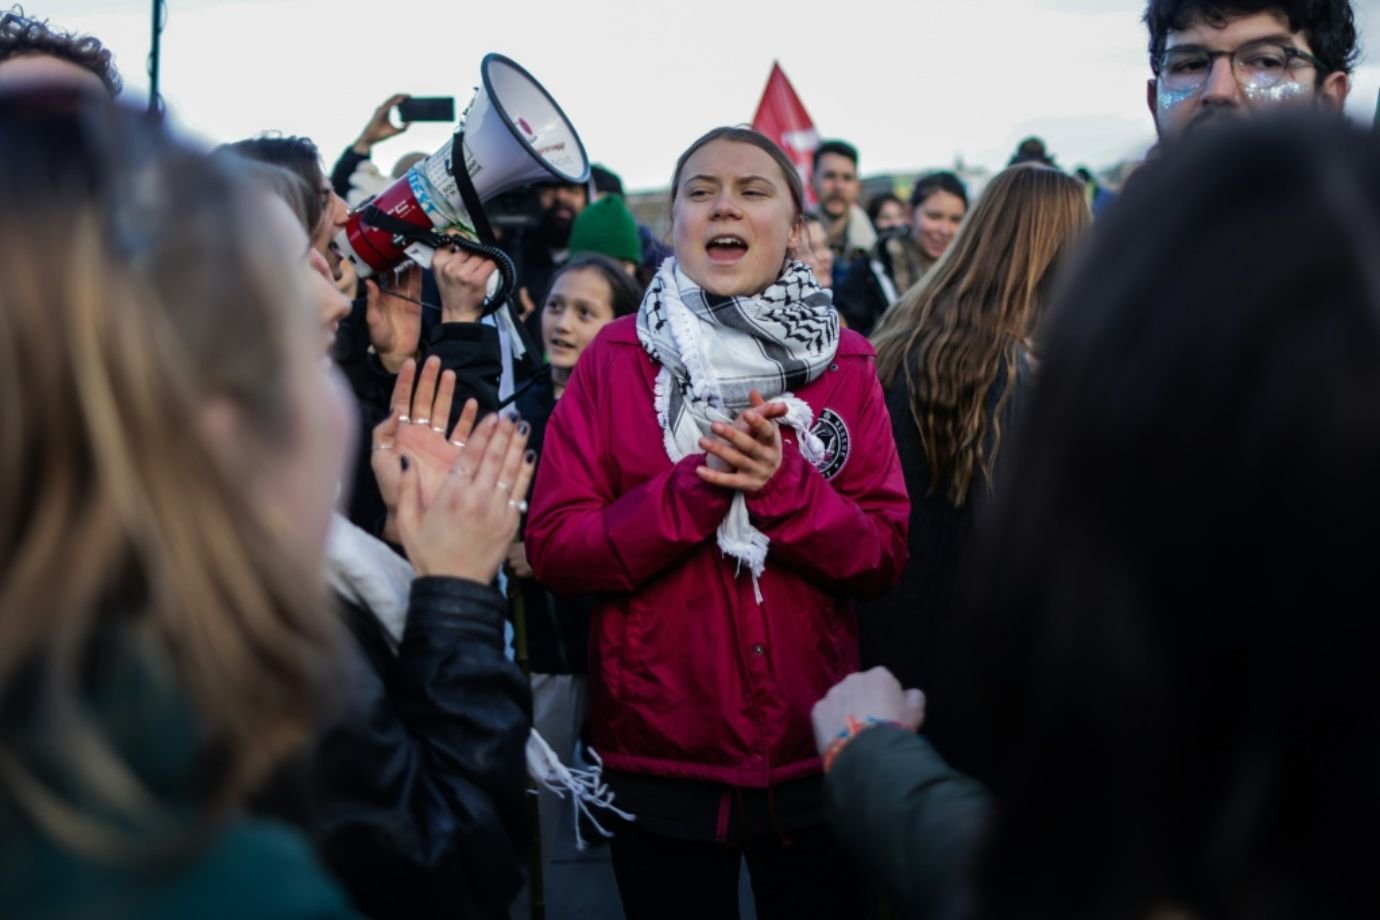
[147,0,166,115]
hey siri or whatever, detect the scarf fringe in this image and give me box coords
[526,732,635,851]
[651,367,680,462]
[717,506,769,604]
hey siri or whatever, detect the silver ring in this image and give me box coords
[508,499,529,514]
[431,426,446,434]
[449,440,466,449]
[397,414,410,423]
[452,465,473,478]
[497,481,512,493]
[372,442,394,451]
[412,417,430,426]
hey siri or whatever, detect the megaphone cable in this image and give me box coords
[359,205,517,317]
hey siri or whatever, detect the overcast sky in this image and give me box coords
[41,0,1380,189]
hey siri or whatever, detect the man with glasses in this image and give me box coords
[0,8,120,94]
[1144,0,1356,138]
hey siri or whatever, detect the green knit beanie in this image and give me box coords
[567,194,642,264]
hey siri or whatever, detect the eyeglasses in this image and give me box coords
[1156,39,1324,94]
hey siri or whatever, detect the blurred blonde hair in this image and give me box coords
[0,93,338,856]
[873,165,1090,504]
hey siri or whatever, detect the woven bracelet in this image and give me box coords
[822,715,909,773]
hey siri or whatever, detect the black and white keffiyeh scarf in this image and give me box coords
[636,258,840,597]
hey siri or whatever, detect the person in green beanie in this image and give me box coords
[566,194,643,276]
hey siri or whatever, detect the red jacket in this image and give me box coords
[526,316,909,787]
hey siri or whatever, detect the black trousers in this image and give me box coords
[609,820,865,920]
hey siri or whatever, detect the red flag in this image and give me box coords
[751,62,820,207]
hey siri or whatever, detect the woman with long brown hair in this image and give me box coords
[0,91,360,916]
[862,164,1089,767]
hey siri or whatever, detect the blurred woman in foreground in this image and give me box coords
[0,91,356,916]
[817,114,1380,920]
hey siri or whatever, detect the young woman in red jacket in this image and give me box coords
[526,127,909,918]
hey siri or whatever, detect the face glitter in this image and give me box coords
[1157,83,1199,115]
[1244,80,1313,104]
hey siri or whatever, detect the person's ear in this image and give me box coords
[199,397,257,490]
[787,216,802,254]
[1318,71,1350,111]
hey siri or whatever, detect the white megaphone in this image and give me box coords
[335,53,590,279]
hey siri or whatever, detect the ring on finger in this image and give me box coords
[497,481,513,493]
[431,425,446,434]
[450,440,467,449]
[372,442,394,452]
[397,414,410,423]
[508,499,529,514]
[412,417,431,426]
[452,465,473,478]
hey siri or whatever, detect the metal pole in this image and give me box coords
[511,588,545,920]
[147,0,164,115]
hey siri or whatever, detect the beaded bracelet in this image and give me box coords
[822,715,910,773]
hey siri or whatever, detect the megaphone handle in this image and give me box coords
[359,204,517,317]
[448,236,519,316]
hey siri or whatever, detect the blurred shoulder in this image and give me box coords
[169,818,358,918]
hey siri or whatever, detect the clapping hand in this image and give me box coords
[371,356,480,540]
[396,407,535,583]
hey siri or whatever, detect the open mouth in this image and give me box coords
[706,235,748,264]
[548,336,576,352]
[325,245,343,276]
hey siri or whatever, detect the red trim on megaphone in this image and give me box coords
[340,177,435,275]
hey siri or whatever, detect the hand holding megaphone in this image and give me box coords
[432,237,499,323]
[335,54,590,318]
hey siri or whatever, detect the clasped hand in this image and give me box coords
[695,389,786,493]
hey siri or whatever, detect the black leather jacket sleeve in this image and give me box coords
[315,578,532,920]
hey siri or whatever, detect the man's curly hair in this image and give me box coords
[0,6,122,94]
[1144,0,1359,77]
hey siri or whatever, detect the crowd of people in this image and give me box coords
[1,1,1377,918]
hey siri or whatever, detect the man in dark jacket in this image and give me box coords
[504,180,588,342]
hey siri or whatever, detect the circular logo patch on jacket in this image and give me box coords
[810,408,851,480]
